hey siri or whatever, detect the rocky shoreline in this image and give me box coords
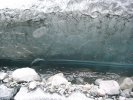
[0,67,133,100]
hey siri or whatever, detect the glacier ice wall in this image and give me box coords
[0,0,133,63]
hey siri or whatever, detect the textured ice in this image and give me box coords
[0,0,133,17]
[0,0,133,63]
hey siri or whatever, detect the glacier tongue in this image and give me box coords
[0,0,133,63]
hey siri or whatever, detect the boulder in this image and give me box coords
[12,68,41,82]
[0,84,18,100]
[120,78,133,90]
[47,73,70,87]
[99,80,120,95]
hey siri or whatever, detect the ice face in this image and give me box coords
[0,0,133,63]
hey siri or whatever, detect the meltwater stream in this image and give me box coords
[0,58,133,83]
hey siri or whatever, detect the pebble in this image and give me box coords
[105,99,113,100]
[82,84,92,91]
[86,93,91,97]
[28,81,37,90]
[98,97,103,100]
[97,89,106,96]
[95,79,103,85]
[76,77,84,84]
[9,81,18,87]
[90,85,99,96]
[3,78,10,83]
[57,87,66,95]
[68,85,77,93]
[130,92,133,97]
[0,72,8,81]
[121,89,131,97]
[118,96,126,100]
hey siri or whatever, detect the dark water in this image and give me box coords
[0,58,133,84]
